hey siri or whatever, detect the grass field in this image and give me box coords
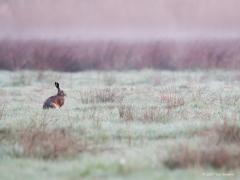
[0,70,240,180]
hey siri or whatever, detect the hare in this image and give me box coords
[43,82,66,109]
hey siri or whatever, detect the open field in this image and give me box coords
[0,70,240,180]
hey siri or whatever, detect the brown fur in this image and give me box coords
[43,82,66,109]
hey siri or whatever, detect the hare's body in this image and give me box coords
[43,95,65,109]
[43,82,66,109]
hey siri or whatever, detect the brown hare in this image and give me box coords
[43,82,66,109]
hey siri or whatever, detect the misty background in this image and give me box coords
[1,0,240,39]
[0,0,240,71]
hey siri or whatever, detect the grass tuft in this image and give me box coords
[0,105,5,121]
[16,128,85,159]
[216,120,240,144]
[118,105,169,122]
[164,145,240,170]
[118,104,134,121]
[165,120,240,170]
[160,94,185,109]
[142,106,167,122]
[80,88,123,104]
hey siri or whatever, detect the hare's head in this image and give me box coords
[55,82,66,97]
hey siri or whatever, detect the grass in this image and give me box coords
[79,88,124,104]
[164,144,240,170]
[0,70,240,180]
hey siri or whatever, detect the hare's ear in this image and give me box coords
[55,82,60,90]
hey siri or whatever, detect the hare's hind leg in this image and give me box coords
[43,102,59,109]
[51,103,60,109]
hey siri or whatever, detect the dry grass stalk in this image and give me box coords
[166,118,240,170]
[160,94,185,109]
[142,106,167,122]
[118,105,169,122]
[118,104,134,121]
[19,128,86,159]
[14,116,88,159]
[164,145,240,170]
[80,88,123,104]
[0,105,5,121]
[216,119,240,144]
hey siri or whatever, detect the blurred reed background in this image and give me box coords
[0,0,240,71]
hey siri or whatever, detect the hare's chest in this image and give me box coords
[53,97,64,107]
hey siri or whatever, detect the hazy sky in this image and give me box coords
[1,0,240,39]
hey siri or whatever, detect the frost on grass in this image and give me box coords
[164,145,240,170]
[102,74,117,86]
[117,104,172,122]
[216,120,240,144]
[164,120,240,170]
[11,118,91,159]
[79,88,124,104]
[19,128,82,159]
[2,71,240,179]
